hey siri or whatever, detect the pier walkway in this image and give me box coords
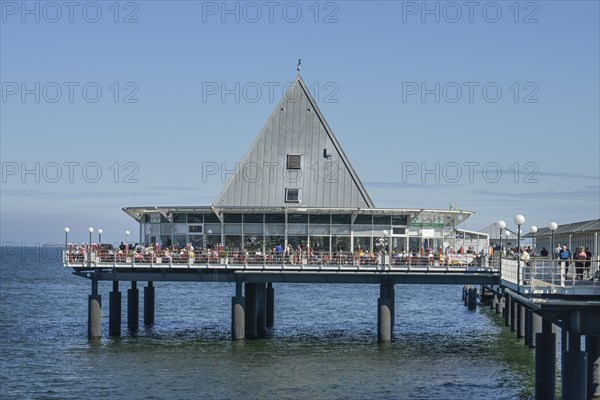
[64,251,599,400]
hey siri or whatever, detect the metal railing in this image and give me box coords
[63,248,490,272]
[500,256,600,295]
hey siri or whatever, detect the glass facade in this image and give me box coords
[138,211,456,255]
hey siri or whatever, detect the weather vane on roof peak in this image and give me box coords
[297,59,301,73]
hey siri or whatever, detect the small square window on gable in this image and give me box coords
[285,188,300,203]
[287,154,301,169]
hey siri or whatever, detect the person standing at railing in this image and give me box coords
[575,247,587,280]
[540,247,549,257]
[554,244,562,259]
[584,247,592,280]
[559,245,571,280]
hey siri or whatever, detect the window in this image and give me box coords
[224,214,242,223]
[332,214,351,224]
[310,214,330,224]
[189,225,203,233]
[287,213,308,223]
[188,214,203,223]
[285,188,300,203]
[354,215,372,225]
[392,215,408,225]
[287,154,301,169]
[265,214,285,223]
[173,213,187,223]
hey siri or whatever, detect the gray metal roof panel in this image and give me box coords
[212,74,374,209]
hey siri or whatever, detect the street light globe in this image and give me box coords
[98,229,103,234]
[497,220,506,230]
[64,227,70,233]
[382,230,388,236]
[549,222,558,231]
[125,230,130,236]
[530,226,538,234]
[207,230,213,235]
[88,227,94,233]
[504,230,511,238]
[514,215,525,226]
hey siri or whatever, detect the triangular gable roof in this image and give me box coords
[213,74,375,208]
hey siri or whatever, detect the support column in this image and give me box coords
[88,278,101,339]
[128,281,139,332]
[266,283,274,328]
[510,300,517,332]
[562,347,587,400]
[256,283,267,338]
[524,308,533,347]
[144,281,155,326]
[504,293,510,326]
[390,284,395,330]
[232,295,245,340]
[497,293,504,316]
[109,281,121,337]
[516,304,524,339]
[530,312,542,348]
[378,283,394,343]
[467,287,477,310]
[562,312,587,400]
[535,318,556,400]
[244,283,257,339]
[587,335,600,399]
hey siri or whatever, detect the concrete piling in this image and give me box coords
[510,300,517,332]
[231,296,245,340]
[504,293,510,326]
[530,312,542,348]
[88,278,101,339]
[516,304,524,339]
[244,283,257,339]
[562,349,587,400]
[535,319,556,400]
[109,281,121,337]
[587,335,600,399]
[378,283,394,343]
[144,282,155,326]
[266,282,274,328]
[127,281,139,332]
[524,308,532,346]
[467,287,477,310]
[256,283,267,337]
[88,294,102,339]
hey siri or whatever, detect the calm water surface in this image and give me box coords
[1,247,535,399]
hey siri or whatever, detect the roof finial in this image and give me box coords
[297,59,301,73]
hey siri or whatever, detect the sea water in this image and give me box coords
[0,247,535,399]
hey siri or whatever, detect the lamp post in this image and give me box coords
[549,222,558,258]
[514,215,525,290]
[497,220,506,272]
[64,227,70,262]
[382,230,389,268]
[530,226,537,255]
[64,227,70,250]
[125,230,130,252]
[97,228,103,260]
[88,227,94,267]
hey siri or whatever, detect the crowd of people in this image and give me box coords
[489,242,595,281]
[67,241,594,278]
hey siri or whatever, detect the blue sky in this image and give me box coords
[1,0,599,244]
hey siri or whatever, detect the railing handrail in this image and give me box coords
[62,248,490,270]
